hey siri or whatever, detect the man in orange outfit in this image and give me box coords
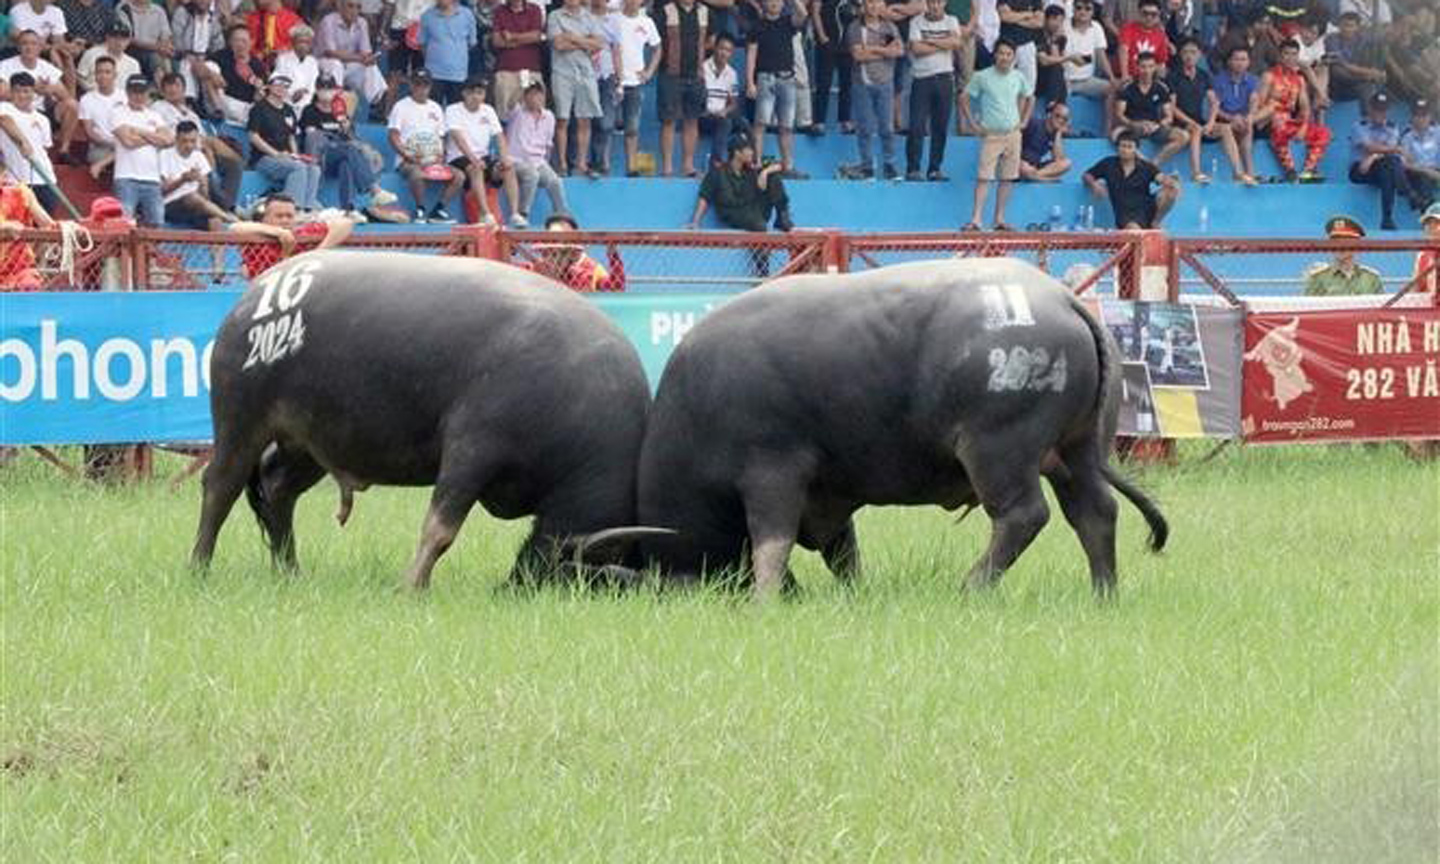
[1253,38,1329,183]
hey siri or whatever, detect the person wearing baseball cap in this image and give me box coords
[1304,215,1382,296]
[108,73,172,226]
[1401,99,1438,214]
[248,70,324,212]
[1348,91,1412,231]
[1414,203,1440,298]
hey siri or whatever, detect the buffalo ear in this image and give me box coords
[567,526,678,567]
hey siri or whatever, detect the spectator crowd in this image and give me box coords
[0,0,1433,239]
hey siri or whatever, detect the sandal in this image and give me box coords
[1194,173,1212,185]
[960,221,982,232]
[993,222,1014,232]
[1239,174,1259,186]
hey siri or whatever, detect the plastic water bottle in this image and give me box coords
[1048,204,1064,232]
[1210,155,1219,179]
[1083,204,1095,231]
[1198,204,1210,233]
[1073,204,1086,232]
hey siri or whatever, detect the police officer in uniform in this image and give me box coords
[1303,215,1383,296]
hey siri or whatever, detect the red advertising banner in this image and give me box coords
[1242,308,1440,443]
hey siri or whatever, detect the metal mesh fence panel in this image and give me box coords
[494,230,835,294]
[1171,237,1440,307]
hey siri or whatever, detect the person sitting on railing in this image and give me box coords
[0,166,55,290]
[1302,215,1382,297]
[230,193,353,278]
[160,120,236,231]
[1082,129,1180,229]
[521,214,627,292]
[686,132,794,233]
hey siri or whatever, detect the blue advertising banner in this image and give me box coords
[0,291,732,445]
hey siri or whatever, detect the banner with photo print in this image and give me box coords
[1096,300,1244,439]
[1242,308,1440,443]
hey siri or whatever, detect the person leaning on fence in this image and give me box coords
[231,194,353,279]
[521,214,627,292]
[686,133,794,233]
[1302,215,1382,297]
[1349,92,1414,232]
[1082,129,1181,229]
[1019,97,1070,181]
[445,77,520,227]
[0,166,55,290]
[959,39,1032,231]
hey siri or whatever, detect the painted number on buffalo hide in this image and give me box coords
[987,346,1068,393]
[981,284,1035,331]
[243,260,321,370]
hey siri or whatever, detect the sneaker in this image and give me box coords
[882,164,899,181]
[510,213,529,228]
[780,167,810,180]
[1283,169,1298,183]
[773,207,794,232]
[414,208,428,224]
[838,163,873,180]
[345,209,369,224]
[1298,170,1324,184]
[365,206,409,224]
[478,213,497,227]
[905,170,925,182]
[428,206,455,223]
[371,187,398,207]
[927,169,949,182]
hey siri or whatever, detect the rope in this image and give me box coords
[39,221,95,286]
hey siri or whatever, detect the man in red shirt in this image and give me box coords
[231,194,354,279]
[1117,0,1171,81]
[490,0,545,117]
[521,214,626,292]
[248,0,305,62]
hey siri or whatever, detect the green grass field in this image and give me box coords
[2,445,1436,862]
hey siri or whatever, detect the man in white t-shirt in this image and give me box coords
[9,0,80,73]
[151,71,243,211]
[612,0,659,175]
[160,120,235,231]
[906,0,963,181]
[0,72,60,213]
[1062,0,1110,100]
[77,23,142,93]
[700,33,738,168]
[444,78,519,226]
[0,30,81,158]
[387,69,462,223]
[110,73,174,225]
[78,55,126,177]
[272,24,321,107]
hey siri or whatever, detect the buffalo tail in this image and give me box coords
[1068,292,1169,554]
[243,453,279,552]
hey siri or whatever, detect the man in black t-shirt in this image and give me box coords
[1083,130,1180,228]
[1112,51,1189,168]
[746,0,808,178]
[1169,36,1246,185]
[996,0,1042,88]
[247,74,324,212]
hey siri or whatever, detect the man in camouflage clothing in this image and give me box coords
[1303,215,1383,296]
